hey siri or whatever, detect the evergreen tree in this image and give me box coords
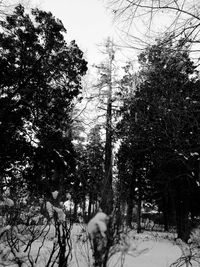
[117,35,200,240]
[0,5,87,200]
[75,125,104,220]
[93,38,116,214]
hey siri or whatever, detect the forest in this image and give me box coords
[1,0,200,266]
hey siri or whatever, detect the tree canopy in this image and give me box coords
[0,4,87,200]
[116,35,200,240]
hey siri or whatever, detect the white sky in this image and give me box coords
[16,0,168,67]
[13,0,194,66]
[34,0,116,65]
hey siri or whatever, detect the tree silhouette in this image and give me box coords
[0,5,87,200]
[117,35,200,240]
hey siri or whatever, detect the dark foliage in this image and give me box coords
[117,35,200,240]
[0,5,87,199]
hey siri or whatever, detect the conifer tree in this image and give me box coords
[0,5,87,199]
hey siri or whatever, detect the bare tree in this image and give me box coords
[107,0,200,54]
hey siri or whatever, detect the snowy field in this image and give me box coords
[2,223,200,267]
[108,232,181,267]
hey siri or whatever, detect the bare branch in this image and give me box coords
[107,0,200,53]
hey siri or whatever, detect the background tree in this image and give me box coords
[92,38,117,215]
[75,125,104,221]
[117,35,200,240]
[86,125,105,218]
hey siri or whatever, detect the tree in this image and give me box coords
[107,0,200,53]
[102,39,114,215]
[0,5,87,200]
[92,38,116,215]
[75,125,104,221]
[116,62,152,231]
[117,35,200,240]
[87,125,105,217]
[117,116,152,231]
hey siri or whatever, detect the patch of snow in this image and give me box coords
[1,224,194,267]
[87,212,109,239]
[190,152,199,156]
[178,152,188,160]
[52,190,59,199]
[53,207,66,222]
[0,197,14,207]
[0,225,11,235]
[46,201,54,218]
[66,193,71,200]
[0,246,11,261]
[64,200,74,211]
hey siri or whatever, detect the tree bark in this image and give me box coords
[162,196,169,232]
[137,177,142,233]
[175,182,190,242]
[176,201,190,242]
[126,177,135,228]
[88,192,93,221]
[101,38,114,215]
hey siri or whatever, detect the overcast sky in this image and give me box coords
[35,0,116,65]
[10,0,180,66]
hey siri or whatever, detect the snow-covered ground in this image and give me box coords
[109,233,181,267]
[1,224,200,267]
[72,227,200,267]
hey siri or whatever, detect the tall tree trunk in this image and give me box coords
[126,177,135,228]
[175,183,190,242]
[88,192,92,221]
[137,176,142,233]
[162,196,169,232]
[82,196,86,221]
[102,95,113,214]
[73,199,78,222]
[126,199,134,228]
[176,200,190,242]
[163,210,169,232]
[101,38,114,215]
